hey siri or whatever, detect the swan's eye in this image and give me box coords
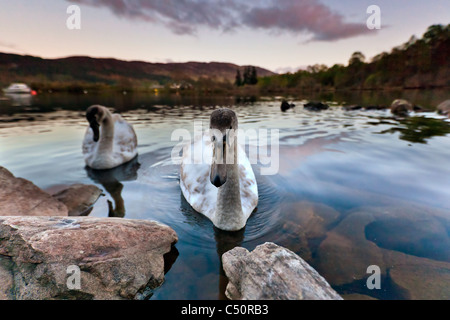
[211,135,216,142]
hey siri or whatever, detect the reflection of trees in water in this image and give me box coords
[234,95,257,105]
[85,157,140,218]
[376,116,450,143]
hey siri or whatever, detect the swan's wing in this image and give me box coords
[238,144,259,219]
[113,115,138,162]
[180,135,217,219]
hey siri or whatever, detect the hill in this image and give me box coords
[0,53,275,91]
[259,24,450,92]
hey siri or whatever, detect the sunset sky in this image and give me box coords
[1,0,449,72]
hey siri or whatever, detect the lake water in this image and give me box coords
[0,90,449,300]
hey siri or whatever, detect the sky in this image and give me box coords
[0,0,449,73]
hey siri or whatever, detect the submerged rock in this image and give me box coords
[277,201,340,260]
[315,210,384,286]
[0,216,178,300]
[384,250,450,300]
[286,201,340,239]
[365,217,449,262]
[52,184,103,216]
[315,205,450,299]
[437,99,450,116]
[0,166,68,216]
[222,242,342,300]
[304,101,329,111]
[390,99,413,116]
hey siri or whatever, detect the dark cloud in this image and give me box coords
[67,0,372,41]
[68,0,244,33]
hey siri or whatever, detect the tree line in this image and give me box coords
[258,24,449,92]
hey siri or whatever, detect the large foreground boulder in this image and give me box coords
[0,216,178,300]
[0,167,68,216]
[222,242,342,300]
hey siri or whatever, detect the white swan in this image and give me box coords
[82,105,137,170]
[180,108,258,231]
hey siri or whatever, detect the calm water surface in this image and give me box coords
[0,91,449,300]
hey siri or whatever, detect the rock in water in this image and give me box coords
[390,99,413,116]
[437,100,450,116]
[281,100,295,112]
[304,102,329,111]
[276,201,340,261]
[52,184,103,216]
[0,166,68,216]
[222,242,342,300]
[0,216,178,300]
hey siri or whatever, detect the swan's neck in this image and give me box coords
[97,113,115,155]
[214,144,244,231]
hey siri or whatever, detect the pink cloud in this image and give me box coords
[67,0,373,41]
[243,0,371,41]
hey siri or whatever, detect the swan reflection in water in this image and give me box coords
[214,227,245,300]
[85,157,140,218]
[179,192,246,300]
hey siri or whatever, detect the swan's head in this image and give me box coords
[209,108,238,188]
[86,105,108,142]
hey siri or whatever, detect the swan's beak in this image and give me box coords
[89,119,100,142]
[210,138,227,188]
[210,163,227,188]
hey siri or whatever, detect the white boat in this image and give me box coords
[3,83,32,94]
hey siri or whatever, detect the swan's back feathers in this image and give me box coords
[180,134,258,221]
